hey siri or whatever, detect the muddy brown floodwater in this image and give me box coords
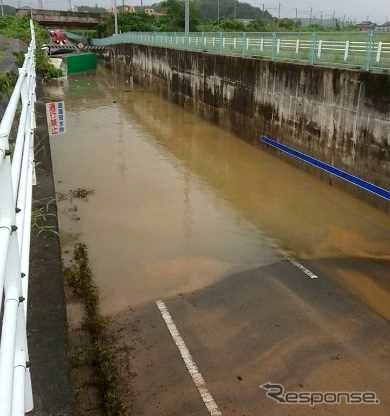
[44,67,390,416]
[45,68,390,319]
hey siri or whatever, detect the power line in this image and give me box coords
[184,0,189,33]
[260,2,356,26]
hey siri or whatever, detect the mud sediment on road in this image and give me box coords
[105,304,205,416]
[105,263,390,416]
[64,242,126,416]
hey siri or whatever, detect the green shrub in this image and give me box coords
[36,51,63,79]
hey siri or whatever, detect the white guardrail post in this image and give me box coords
[0,19,36,416]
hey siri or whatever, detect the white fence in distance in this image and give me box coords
[92,31,390,71]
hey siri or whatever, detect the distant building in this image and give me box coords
[236,18,254,26]
[376,22,390,32]
[144,8,166,17]
[297,17,338,27]
[118,5,136,13]
[356,21,377,31]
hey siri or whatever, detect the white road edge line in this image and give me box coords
[284,255,319,279]
[156,300,222,416]
[262,236,319,280]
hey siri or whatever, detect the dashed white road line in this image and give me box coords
[278,246,319,279]
[264,235,319,280]
[156,300,222,416]
[285,256,319,279]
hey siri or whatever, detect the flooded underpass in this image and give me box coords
[44,67,390,416]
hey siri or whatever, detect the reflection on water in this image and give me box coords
[46,68,390,317]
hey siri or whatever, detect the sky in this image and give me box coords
[264,0,390,24]
[7,0,390,24]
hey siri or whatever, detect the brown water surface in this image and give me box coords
[45,69,390,318]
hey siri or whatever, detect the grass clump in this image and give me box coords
[65,243,125,416]
[36,55,63,79]
[0,71,17,98]
[31,205,58,237]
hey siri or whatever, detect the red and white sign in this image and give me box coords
[46,101,65,136]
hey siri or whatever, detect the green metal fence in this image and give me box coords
[92,31,390,72]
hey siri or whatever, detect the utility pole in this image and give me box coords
[234,0,237,19]
[278,2,281,19]
[309,7,312,25]
[184,0,189,33]
[0,0,4,17]
[295,8,298,22]
[113,0,118,34]
[217,0,220,22]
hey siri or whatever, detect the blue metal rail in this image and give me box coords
[260,136,390,201]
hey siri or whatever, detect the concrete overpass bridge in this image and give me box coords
[16,8,107,28]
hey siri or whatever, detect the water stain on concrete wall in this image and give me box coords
[108,45,390,196]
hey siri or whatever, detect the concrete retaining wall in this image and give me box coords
[107,44,390,194]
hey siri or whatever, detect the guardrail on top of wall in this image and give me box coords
[0,19,36,416]
[92,31,390,73]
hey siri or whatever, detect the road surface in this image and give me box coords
[46,68,390,415]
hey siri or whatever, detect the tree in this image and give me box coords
[277,18,298,31]
[97,12,157,36]
[97,0,201,36]
[157,0,200,31]
[246,19,268,32]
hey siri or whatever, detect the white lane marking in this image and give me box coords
[285,256,319,279]
[264,236,319,280]
[156,300,222,416]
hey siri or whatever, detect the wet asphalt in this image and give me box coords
[109,255,390,416]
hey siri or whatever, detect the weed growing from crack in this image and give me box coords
[31,206,58,237]
[65,243,125,416]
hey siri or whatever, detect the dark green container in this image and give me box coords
[65,52,97,74]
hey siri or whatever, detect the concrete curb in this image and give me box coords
[28,82,73,415]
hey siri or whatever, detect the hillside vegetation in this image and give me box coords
[193,0,272,21]
[0,5,16,16]
[97,0,358,36]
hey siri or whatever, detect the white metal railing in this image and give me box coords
[0,20,36,415]
[92,31,390,72]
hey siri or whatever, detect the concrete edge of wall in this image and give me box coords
[28,82,73,415]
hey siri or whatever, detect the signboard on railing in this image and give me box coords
[46,101,66,136]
